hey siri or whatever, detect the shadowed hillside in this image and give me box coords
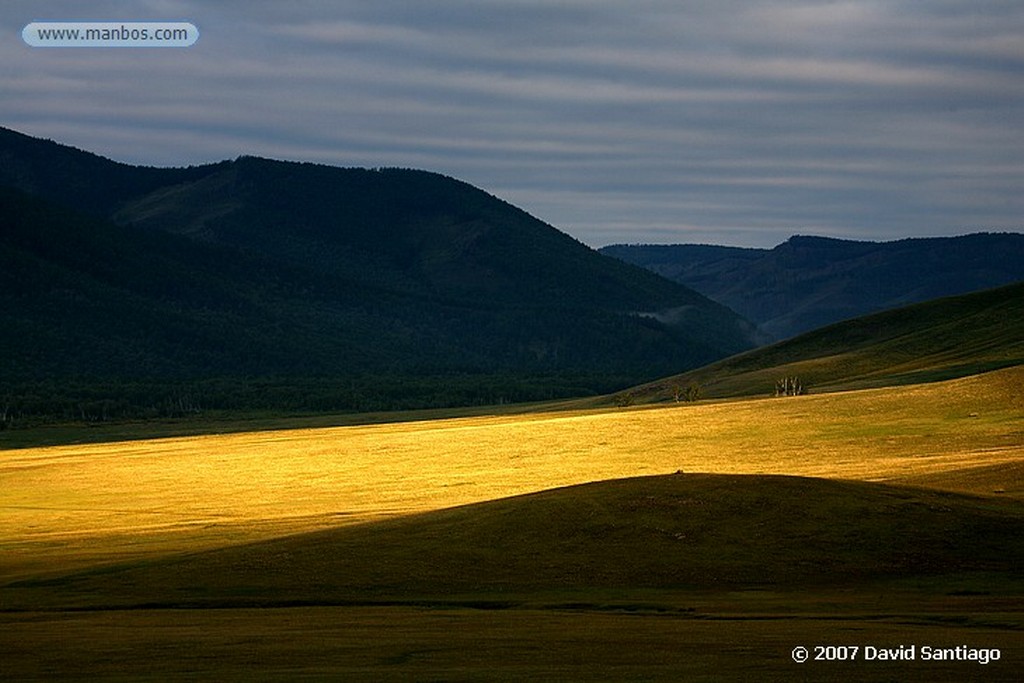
[5,473,1023,611]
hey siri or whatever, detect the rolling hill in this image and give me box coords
[0,126,757,422]
[601,233,1024,340]
[6,473,1024,611]
[606,280,1024,405]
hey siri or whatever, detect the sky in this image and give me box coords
[3,1,1022,248]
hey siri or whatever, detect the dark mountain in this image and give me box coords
[0,127,757,423]
[601,233,1024,340]
[0,126,217,216]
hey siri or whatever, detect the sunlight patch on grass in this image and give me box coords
[1,366,1021,579]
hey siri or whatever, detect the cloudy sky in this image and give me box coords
[3,1,1022,247]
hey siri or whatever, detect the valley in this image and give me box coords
[2,125,1022,680]
[2,366,1022,680]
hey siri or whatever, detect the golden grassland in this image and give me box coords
[2,366,1023,681]
[2,366,1022,581]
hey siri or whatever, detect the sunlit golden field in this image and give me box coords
[2,366,1021,582]
[3,366,1023,682]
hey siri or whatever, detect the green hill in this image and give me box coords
[606,280,1024,404]
[6,473,1023,611]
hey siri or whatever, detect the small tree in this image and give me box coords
[774,376,805,397]
[672,381,702,402]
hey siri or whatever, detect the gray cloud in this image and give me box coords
[3,0,1022,247]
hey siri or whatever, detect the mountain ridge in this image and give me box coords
[601,232,1024,339]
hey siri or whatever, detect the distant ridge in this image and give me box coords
[601,233,1024,340]
[0,126,757,422]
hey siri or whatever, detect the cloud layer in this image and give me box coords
[4,0,1022,246]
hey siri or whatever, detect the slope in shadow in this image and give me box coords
[8,474,1023,610]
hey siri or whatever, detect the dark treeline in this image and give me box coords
[0,372,635,428]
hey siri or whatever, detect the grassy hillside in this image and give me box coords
[606,280,1024,405]
[7,473,1023,612]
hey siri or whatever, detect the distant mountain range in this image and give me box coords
[601,233,1024,340]
[0,126,757,422]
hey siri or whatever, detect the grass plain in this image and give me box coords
[2,365,1022,680]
